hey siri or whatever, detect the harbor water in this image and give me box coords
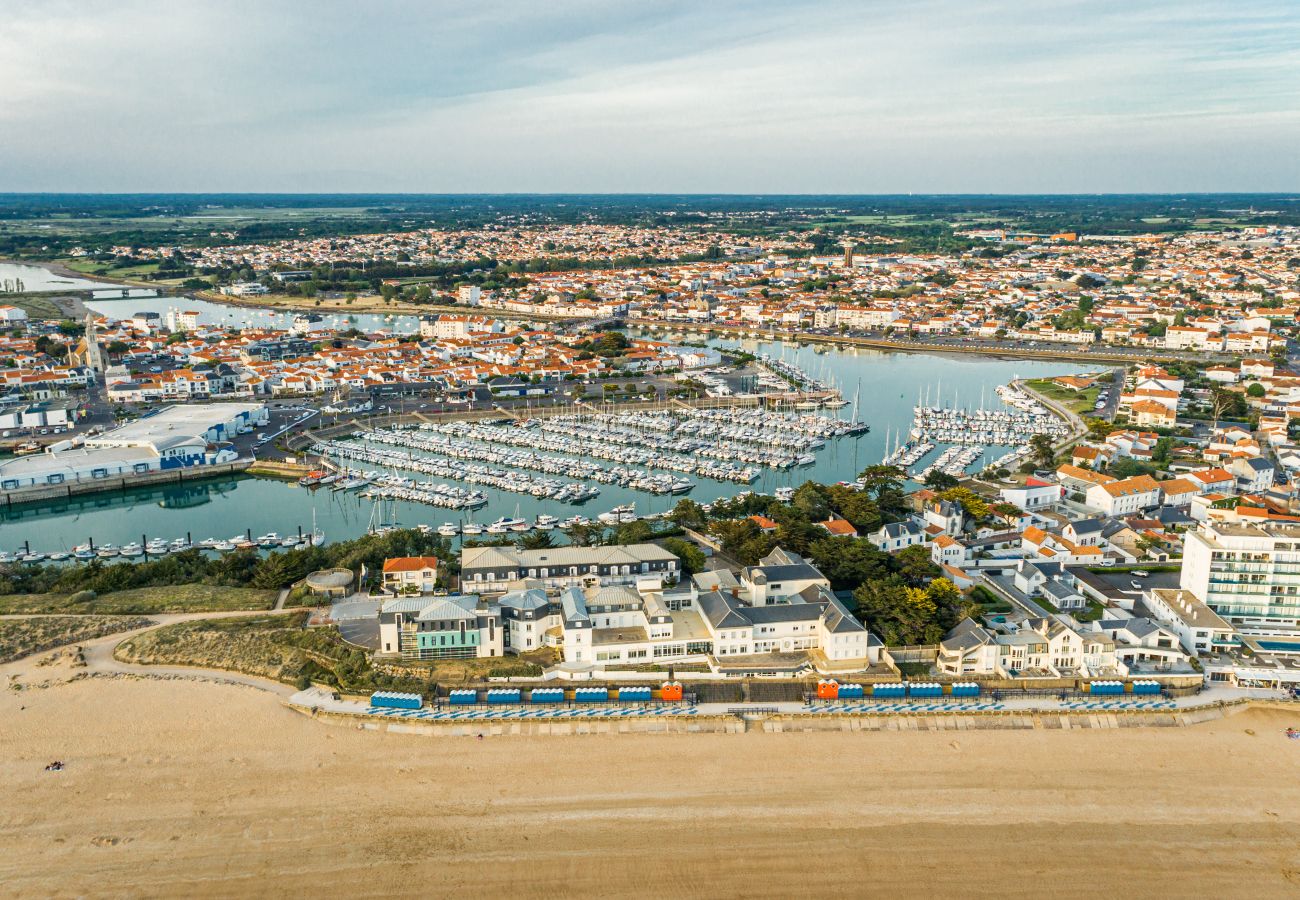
[0,349,1085,554]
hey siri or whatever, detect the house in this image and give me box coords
[999,477,1063,511]
[937,616,1116,677]
[741,547,831,605]
[1229,456,1275,494]
[1128,399,1177,428]
[748,514,780,534]
[381,556,440,595]
[924,499,964,537]
[1144,588,1236,656]
[869,520,925,552]
[1056,464,1116,500]
[1157,478,1199,507]
[1085,474,1162,516]
[930,534,968,568]
[1071,445,1111,469]
[817,516,858,538]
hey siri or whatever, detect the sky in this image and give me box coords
[2,0,1299,193]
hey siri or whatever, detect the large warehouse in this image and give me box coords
[0,402,266,491]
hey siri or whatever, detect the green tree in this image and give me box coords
[893,544,940,587]
[856,465,908,520]
[662,538,705,576]
[668,498,707,529]
[1246,382,1266,398]
[923,470,959,490]
[517,531,554,550]
[936,486,989,520]
[1029,434,1055,468]
[807,537,890,590]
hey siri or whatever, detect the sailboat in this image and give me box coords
[310,508,325,546]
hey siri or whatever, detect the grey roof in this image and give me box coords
[941,617,994,653]
[695,590,753,629]
[1068,518,1104,535]
[743,563,825,585]
[414,594,480,621]
[462,543,678,571]
[1041,580,1082,602]
[878,521,923,539]
[559,586,590,625]
[498,587,549,611]
[693,569,741,592]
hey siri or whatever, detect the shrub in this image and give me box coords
[68,590,97,605]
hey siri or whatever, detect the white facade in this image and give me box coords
[1181,521,1300,632]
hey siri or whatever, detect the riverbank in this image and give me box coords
[4,670,1299,896]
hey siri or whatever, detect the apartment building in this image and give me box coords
[459,543,680,594]
[378,594,503,660]
[1180,521,1300,632]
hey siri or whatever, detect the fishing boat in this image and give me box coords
[298,470,325,487]
[534,514,558,530]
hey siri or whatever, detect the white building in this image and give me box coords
[1180,521,1300,633]
[0,305,29,324]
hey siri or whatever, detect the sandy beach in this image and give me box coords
[3,672,1300,899]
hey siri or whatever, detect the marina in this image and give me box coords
[0,315,1085,554]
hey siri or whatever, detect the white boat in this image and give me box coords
[96,545,119,558]
[437,523,460,537]
[461,522,484,536]
[73,549,96,561]
[120,543,144,558]
[47,551,70,562]
[534,515,558,530]
[257,533,281,548]
[212,540,237,552]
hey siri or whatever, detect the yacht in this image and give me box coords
[211,539,237,552]
[775,486,795,502]
[534,514,559,530]
[120,543,144,558]
[460,522,484,536]
[73,548,97,561]
[437,522,460,537]
[257,533,282,548]
[96,545,120,558]
[47,551,70,562]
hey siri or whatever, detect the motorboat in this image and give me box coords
[437,523,460,537]
[461,522,484,536]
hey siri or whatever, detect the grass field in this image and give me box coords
[0,295,65,319]
[0,585,277,616]
[0,615,153,664]
[1025,377,1102,414]
[391,649,557,683]
[117,613,426,693]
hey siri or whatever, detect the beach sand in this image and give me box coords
[3,676,1300,899]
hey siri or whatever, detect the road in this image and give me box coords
[1,609,309,700]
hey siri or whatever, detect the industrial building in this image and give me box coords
[0,402,265,490]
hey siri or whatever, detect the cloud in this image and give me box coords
[0,0,1297,190]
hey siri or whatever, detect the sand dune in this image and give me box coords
[4,676,1300,898]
